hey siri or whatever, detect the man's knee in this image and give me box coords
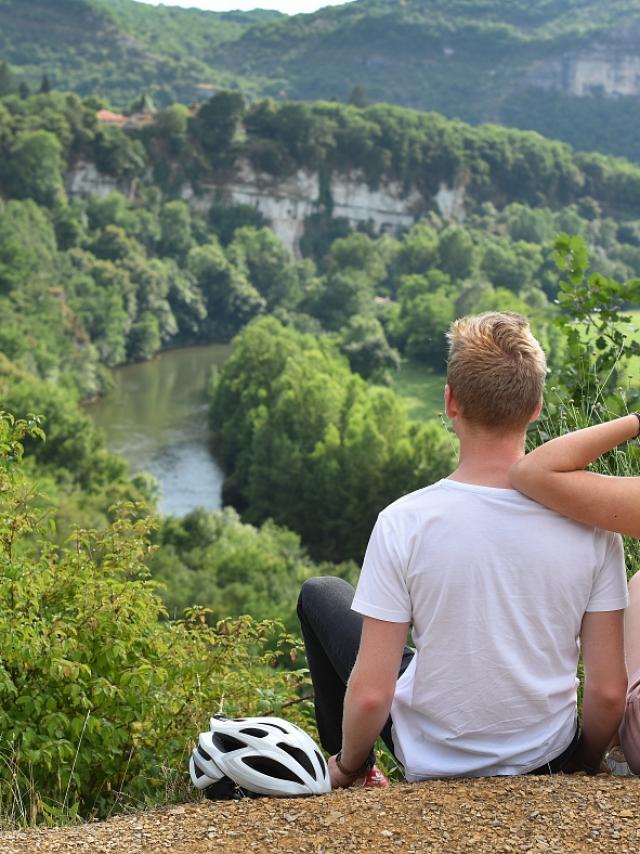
[297,576,336,618]
[297,575,353,620]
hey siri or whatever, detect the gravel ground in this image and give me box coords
[1,776,638,853]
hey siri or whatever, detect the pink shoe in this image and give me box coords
[362,766,389,787]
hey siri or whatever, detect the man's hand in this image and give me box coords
[327,754,359,789]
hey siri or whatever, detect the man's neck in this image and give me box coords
[448,430,527,488]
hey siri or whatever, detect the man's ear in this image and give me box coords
[529,399,543,423]
[444,384,459,418]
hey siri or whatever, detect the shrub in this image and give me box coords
[0,413,310,825]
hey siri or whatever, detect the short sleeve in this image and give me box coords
[351,513,412,623]
[586,531,629,612]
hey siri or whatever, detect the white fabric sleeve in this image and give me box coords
[585,531,629,612]
[351,513,412,623]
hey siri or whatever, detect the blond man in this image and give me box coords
[298,312,628,786]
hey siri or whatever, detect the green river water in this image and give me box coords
[88,344,230,516]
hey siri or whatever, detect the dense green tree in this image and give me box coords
[228,226,301,310]
[189,90,244,167]
[210,318,455,560]
[93,125,146,179]
[0,199,57,292]
[436,226,476,281]
[39,73,52,95]
[338,315,400,382]
[127,311,161,361]
[187,241,265,339]
[158,200,192,261]
[392,274,455,368]
[303,267,375,331]
[153,103,189,150]
[0,377,128,492]
[391,222,440,287]
[480,238,543,292]
[503,203,555,244]
[348,84,368,109]
[148,507,353,632]
[0,61,17,97]
[324,232,387,287]
[4,130,64,206]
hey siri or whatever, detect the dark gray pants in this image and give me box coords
[296,575,414,761]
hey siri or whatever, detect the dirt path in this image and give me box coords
[1,776,639,853]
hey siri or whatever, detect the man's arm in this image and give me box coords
[579,609,628,771]
[329,616,409,788]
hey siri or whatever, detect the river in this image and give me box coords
[87,344,230,516]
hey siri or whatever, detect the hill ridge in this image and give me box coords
[3,0,640,161]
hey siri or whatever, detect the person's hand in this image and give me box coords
[327,754,358,789]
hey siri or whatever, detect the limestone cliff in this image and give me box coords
[67,160,467,255]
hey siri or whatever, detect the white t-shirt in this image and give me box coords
[351,478,629,780]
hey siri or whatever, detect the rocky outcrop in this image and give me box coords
[67,159,467,255]
[182,160,465,254]
[528,52,640,98]
[65,161,124,198]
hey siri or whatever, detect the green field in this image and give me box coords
[392,361,446,422]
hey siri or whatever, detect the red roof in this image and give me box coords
[96,109,127,127]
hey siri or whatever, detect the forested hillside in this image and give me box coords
[3,0,640,162]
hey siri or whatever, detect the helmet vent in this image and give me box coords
[240,727,268,738]
[193,764,205,779]
[261,722,288,734]
[197,745,214,762]
[212,732,246,753]
[314,750,326,778]
[241,756,304,784]
[277,743,316,780]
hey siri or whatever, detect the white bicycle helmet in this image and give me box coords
[189,731,226,789]
[193,715,330,797]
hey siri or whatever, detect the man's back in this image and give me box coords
[298,312,629,791]
[352,478,627,779]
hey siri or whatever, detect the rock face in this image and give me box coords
[65,161,123,198]
[67,158,466,254]
[181,161,463,254]
[528,52,640,98]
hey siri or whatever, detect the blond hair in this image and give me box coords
[446,312,546,430]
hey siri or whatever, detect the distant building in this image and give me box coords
[96,109,155,130]
[96,109,127,127]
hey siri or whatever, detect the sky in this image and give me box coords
[134,0,358,14]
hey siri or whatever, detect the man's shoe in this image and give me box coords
[362,766,389,787]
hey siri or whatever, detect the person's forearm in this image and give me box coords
[580,684,628,771]
[517,414,639,476]
[339,673,394,772]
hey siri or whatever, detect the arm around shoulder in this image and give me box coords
[511,414,640,536]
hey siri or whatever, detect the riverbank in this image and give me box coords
[2,776,638,853]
